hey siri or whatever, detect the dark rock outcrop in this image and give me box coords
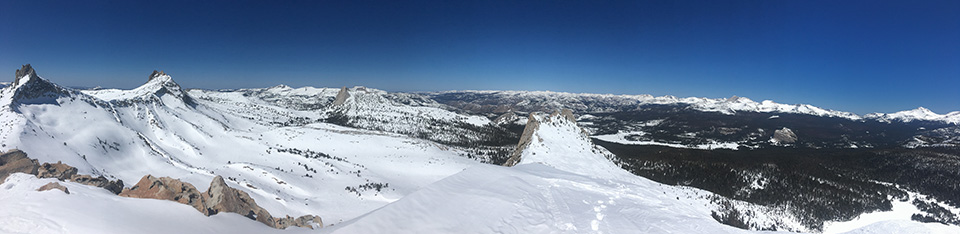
[14,64,39,86]
[37,182,69,194]
[38,161,78,180]
[148,70,167,81]
[0,149,40,182]
[70,174,124,194]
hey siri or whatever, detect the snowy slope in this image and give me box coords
[0,67,483,226]
[328,111,959,233]
[2,65,957,233]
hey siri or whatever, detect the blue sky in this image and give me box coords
[1,0,957,114]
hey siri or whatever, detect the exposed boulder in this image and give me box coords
[37,161,78,180]
[120,175,205,212]
[203,175,277,227]
[0,149,40,182]
[773,127,798,144]
[332,87,350,106]
[37,182,70,194]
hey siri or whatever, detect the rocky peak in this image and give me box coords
[14,64,39,86]
[8,65,74,102]
[148,70,167,81]
[332,86,351,106]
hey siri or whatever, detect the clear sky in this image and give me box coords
[1,0,958,114]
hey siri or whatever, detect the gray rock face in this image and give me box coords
[37,182,70,194]
[503,113,541,167]
[503,108,581,167]
[773,127,798,144]
[0,149,40,182]
[332,87,351,106]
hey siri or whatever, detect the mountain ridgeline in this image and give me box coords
[1,64,958,232]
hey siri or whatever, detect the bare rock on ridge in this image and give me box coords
[38,161,78,180]
[503,113,541,167]
[0,149,40,182]
[120,175,205,212]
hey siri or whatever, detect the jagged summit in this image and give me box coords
[14,64,39,86]
[148,70,168,81]
[5,64,74,103]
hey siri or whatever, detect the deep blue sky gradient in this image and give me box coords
[1,0,958,114]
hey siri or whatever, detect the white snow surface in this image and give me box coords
[865,107,960,124]
[0,71,956,233]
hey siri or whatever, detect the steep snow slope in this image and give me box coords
[0,67,483,226]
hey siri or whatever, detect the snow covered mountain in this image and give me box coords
[0,65,485,228]
[1,64,958,233]
[866,107,960,124]
[431,90,958,124]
